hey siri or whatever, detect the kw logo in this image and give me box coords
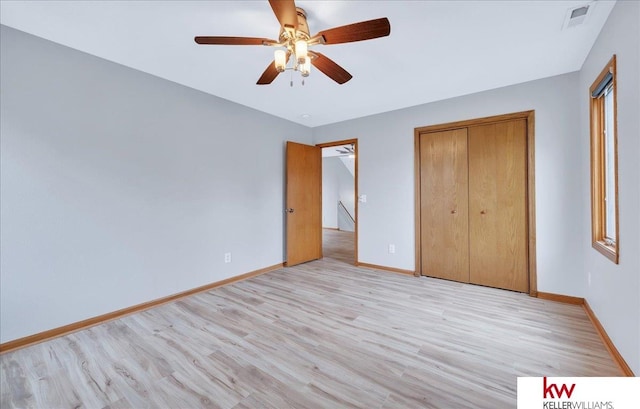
[543,377,576,399]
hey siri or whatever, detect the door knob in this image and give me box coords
[480,210,487,215]
[286,208,295,213]
[451,210,457,214]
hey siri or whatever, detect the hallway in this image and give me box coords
[323,229,355,265]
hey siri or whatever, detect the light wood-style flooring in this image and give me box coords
[323,228,354,265]
[1,237,620,408]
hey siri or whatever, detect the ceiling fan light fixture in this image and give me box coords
[295,39,308,64]
[274,49,287,72]
[301,56,311,77]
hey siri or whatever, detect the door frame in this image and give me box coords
[317,139,359,265]
[414,111,537,296]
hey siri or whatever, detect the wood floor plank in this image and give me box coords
[0,230,621,408]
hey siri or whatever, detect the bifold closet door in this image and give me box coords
[419,129,469,282]
[468,120,528,292]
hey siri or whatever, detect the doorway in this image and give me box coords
[318,139,358,265]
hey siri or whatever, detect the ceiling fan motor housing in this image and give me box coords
[279,8,310,42]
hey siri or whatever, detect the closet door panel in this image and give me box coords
[419,129,469,282]
[468,120,528,292]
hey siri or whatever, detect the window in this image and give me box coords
[590,55,619,264]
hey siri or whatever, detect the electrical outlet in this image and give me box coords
[224,252,232,263]
[388,244,395,254]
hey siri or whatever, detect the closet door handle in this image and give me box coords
[451,210,457,214]
[480,210,487,215]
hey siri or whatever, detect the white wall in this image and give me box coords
[339,156,356,177]
[0,26,312,343]
[322,157,339,229]
[322,157,355,231]
[313,73,582,295]
[578,0,640,375]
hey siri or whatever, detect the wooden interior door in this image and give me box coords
[286,141,322,266]
[419,129,470,282]
[468,120,528,292]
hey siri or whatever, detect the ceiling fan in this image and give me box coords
[336,144,355,155]
[194,0,390,85]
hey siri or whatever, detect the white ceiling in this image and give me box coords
[0,1,615,127]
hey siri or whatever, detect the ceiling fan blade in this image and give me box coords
[257,52,290,85]
[269,0,298,30]
[257,62,280,85]
[316,18,390,45]
[194,36,274,46]
[310,52,352,84]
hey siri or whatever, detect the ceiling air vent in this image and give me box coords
[562,3,593,30]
